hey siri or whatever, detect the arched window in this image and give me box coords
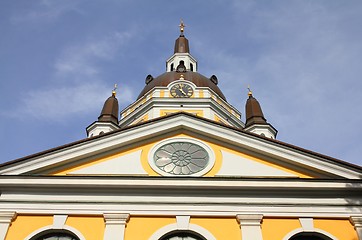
[159,231,206,240]
[31,230,80,240]
[289,232,333,240]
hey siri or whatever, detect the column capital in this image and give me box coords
[0,212,17,224]
[351,216,362,227]
[103,213,130,225]
[236,214,263,226]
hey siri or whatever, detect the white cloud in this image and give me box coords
[14,82,134,122]
[6,29,136,122]
[54,31,133,79]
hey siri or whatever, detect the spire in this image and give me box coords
[244,88,277,139]
[98,86,119,125]
[174,20,190,53]
[167,20,196,72]
[86,85,120,137]
[245,90,267,128]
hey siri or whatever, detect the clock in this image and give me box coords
[170,83,193,98]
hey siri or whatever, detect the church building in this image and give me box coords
[0,22,361,240]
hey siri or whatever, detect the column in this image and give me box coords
[103,213,130,240]
[236,214,263,240]
[350,216,362,240]
[0,212,16,240]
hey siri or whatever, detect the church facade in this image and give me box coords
[0,23,361,240]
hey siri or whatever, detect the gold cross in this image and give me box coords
[179,19,185,35]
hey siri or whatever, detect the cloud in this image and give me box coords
[12,82,134,122]
[5,30,136,122]
[54,31,133,79]
[10,0,83,24]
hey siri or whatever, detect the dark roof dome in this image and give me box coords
[98,93,119,124]
[137,71,226,101]
[245,93,267,127]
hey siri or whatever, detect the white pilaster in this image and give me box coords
[236,214,263,240]
[350,216,362,240]
[0,212,16,240]
[103,213,130,240]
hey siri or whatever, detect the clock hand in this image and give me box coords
[178,85,186,95]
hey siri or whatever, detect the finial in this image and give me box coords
[180,74,184,80]
[179,19,185,36]
[247,85,253,97]
[112,84,117,96]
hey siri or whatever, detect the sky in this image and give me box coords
[1,0,362,166]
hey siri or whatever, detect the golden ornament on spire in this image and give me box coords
[112,84,118,96]
[179,19,185,35]
[247,85,253,97]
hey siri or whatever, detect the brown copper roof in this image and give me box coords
[174,35,190,53]
[245,95,267,127]
[137,71,227,101]
[98,94,119,124]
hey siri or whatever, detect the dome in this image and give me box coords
[245,94,267,127]
[137,71,226,101]
[98,94,119,124]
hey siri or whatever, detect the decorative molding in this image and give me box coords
[236,214,263,240]
[148,222,216,240]
[24,225,86,240]
[0,211,16,240]
[53,214,68,229]
[282,228,338,240]
[176,216,190,230]
[103,213,130,240]
[350,216,362,240]
[299,218,314,231]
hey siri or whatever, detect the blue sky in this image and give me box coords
[1,0,362,166]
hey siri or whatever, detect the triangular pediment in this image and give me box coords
[0,113,361,179]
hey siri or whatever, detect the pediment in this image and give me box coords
[0,113,361,179]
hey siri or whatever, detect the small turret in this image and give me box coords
[86,85,120,137]
[244,88,277,139]
[166,20,197,72]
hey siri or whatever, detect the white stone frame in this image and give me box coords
[24,225,86,240]
[282,228,338,240]
[148,223,216,240]
[148,137,216,177]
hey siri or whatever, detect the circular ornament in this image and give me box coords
[152,140,211,176]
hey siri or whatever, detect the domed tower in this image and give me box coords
[86,87,120,137]
[119,21,244,129]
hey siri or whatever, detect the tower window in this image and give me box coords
[190,63,194,71]
[171,63,174,71]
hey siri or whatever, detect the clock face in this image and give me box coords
[170,83,193,98]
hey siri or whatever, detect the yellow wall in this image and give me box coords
[66,215,104,240]
[125,216,175,239]
[5,215,104,240]
[262,218,358,240]
[6,215,53,240]
[190,217,240,240]
[314,218,358,240]
[262,218,301,240]
[7,215,358,240]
